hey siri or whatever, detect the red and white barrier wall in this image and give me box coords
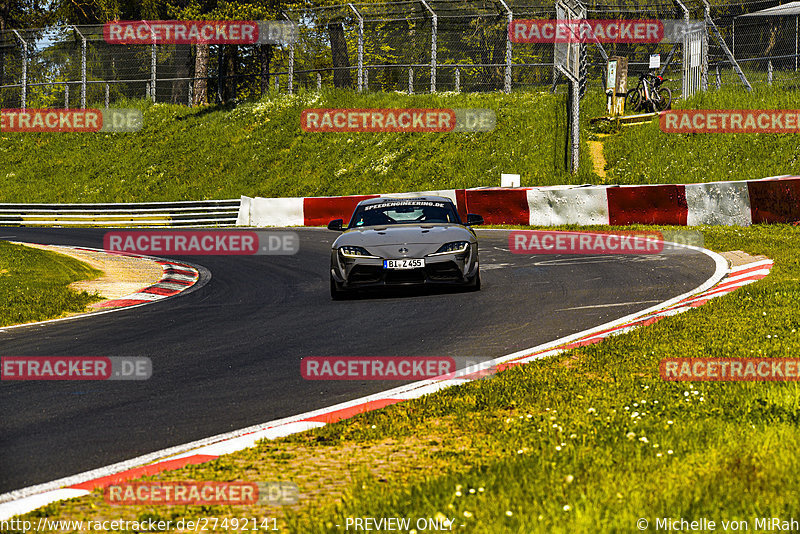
[236,175,800,227]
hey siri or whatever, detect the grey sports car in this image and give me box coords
[328,196,483,299]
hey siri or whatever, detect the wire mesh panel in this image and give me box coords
[0,1,796,108]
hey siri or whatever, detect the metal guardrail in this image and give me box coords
[0,199,241,227]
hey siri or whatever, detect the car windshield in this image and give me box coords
[349,200,460,228]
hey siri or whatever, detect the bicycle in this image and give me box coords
[626,72,672,113]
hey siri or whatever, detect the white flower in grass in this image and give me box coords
[478,487,484,493]
[667,420,673,425]
[639,436,649,443]
[626,432,636,440]
[570,434,577,439]
[631,412,640,418]
[469,488,476,494]
[564,475,574,484]
[505,510,513,517]
[563,505,571,512]
[463,511,473,518]
[587,407,596,414]
[656,452,663,457]
[555,446,562,451]
[667,449,674,454]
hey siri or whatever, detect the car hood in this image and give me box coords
[333,224,474,257]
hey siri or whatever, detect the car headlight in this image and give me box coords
[427,241,470,256]
[338,246,379,259]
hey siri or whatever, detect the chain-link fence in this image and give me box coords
[0,0,797,109]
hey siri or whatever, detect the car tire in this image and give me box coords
[330,275,348,300]
[466,270,481,292]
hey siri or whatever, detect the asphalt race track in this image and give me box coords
[0,228,717,494]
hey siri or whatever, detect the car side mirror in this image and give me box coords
[327,219,344,231]
[465,214,484,226]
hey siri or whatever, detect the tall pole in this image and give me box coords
[420,0,437,92]
[349,4,364,92]
[498,0,513,93]
[13,30,26,109]
[73,26,87,109]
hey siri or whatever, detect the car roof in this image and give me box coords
[356,196,454,207]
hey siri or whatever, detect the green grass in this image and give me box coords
[0,241,102,326]
[603,84,800,184]
[0,90,599,203]
[12,224,799,533]
[2,85,796,203]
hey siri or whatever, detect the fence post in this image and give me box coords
[364,68,368,90]
[105,84,110,107]
[349,3,364,92]
[455,67,460,92]
[768,60,773,85]
[715,65,721,89]
[72,26,87,109]
[498,0,513,93]
[420,0,437,92]
[701,5,709,92]
[408,67,414,94]
[65,84,69,109]
[12,30,26,109]
[284,13,295,94]
[188,80,193,107]
[317,72,322,91]
[144,21,157,103]
[274,75,279,92]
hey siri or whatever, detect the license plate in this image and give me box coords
[384,258,425,269]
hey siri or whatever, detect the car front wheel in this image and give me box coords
[466,270,481,292]
[330,275,348,300]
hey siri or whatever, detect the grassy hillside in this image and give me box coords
[603,85,800,184]
[0,90,598,203]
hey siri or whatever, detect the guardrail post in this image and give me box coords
[768,60,773,84]
[408,67,413,94]
[65,84,69,108]
[455,67,460,92]
[105,84,110,107]
[12,30,26,109]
